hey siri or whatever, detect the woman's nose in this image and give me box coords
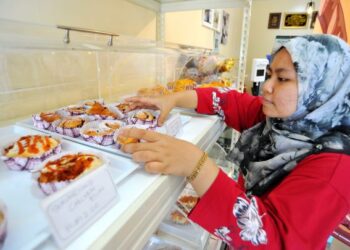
[262,78,273,94]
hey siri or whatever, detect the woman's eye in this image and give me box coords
[278,77,289,82]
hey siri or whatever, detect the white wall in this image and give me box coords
[247,0,320,90]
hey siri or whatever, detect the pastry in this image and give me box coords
[137,85,170,97]
[37,152,103,195]
[113,125,142,148]
[0,201,6,248]
[177,195,199,212]
[53,117,85,137]
[32,112,62,131]
[86,103,121,120]
[127,109,158,128]
[2,135,61,171]
[80,120,124,146]
[170,210,190,225]
[66,105,86,116]
[115,102,133,114]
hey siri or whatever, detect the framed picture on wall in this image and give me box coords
[268,13,282,29]
[220,10,230,45]
[310,11,318,29]
[283,12,308,28]
[202,9,214,28]
[212,9,221,32]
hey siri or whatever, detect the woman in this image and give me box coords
[120,34,350,249]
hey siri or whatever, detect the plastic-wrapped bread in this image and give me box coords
[1,135,62,171]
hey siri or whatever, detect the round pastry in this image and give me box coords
[86,103,122,120]
[113,125,144,149]
[177,195,199,212]
[37,152,104,195]
[1,135,61,171]
[170,210,190,225]
[65,105,87,116]
[0,201,7,249]
[127,109,159,128]
[32,112,61,131]
[80,120,124,146]
[80,99,104,108]
[53,117,85,137]
[115,102,133,115]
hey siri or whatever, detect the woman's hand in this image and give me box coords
[120,127,203,176]
[125,95,176,126]
[120,127,220,196]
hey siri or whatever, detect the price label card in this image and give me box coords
[41,166,119,248]
[163,112,183,137]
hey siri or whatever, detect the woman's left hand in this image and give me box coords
[119,128,203,177]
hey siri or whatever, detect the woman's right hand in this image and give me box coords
[125,95,177,126]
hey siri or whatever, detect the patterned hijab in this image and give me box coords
[228,34,350,196]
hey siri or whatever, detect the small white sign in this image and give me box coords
[164,113,183,137]
[41,166,119,248]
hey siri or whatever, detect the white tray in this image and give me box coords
[0,125,140,250]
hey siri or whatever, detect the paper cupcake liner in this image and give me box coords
[2,144,62,171]
[32,114,57,132]
[80,120,124,146]
[127,109,159,128]
[0,201,7,249]
[36,151,107,195]
[85,104,124,121]
[52,118,86,138]
[58,105,87,117]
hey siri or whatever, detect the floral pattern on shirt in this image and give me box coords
[212,91,225,120]
[233,196,267,246]
[214,226,232,244]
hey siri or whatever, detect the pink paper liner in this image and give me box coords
[2,143,62,171]
[127,109,159,128]
[52,118,85,138]
[32,114,58,132]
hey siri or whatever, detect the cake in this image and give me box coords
[2,135,61,171]
[80,120,124,146]
[37,152,103,195]
[170,210,190,225]
[53,117,85,137]
[127,109,159,128]
[32,112,62,131]
[86,103,122,120]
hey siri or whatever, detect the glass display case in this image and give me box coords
[0,19,229,249]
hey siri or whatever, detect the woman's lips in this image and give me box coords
[262,97,273,104]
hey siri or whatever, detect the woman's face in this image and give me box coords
[262,48,298,118]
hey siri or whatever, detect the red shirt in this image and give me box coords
[189,88,350,249]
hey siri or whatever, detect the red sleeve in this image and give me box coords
[188,154,350,249]
[195,88,265,132]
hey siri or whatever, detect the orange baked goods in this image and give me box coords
[137,85,170,97]
[116,135,139,145]
[53,117,85,137]
[167,79,196,92]
[128,109,159,128]
[80,120,124,146]
[38,153,103,195]
[66,105,86,116]
[86,103,121,120]
[170,210,190,225]
[33,112,62,131]
[2,135,61,171]
[178,195,199,211]
[116,102,133,114]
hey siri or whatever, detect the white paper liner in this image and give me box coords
[85,104,124,121]
[52,117,86,138]
[80,120,125,146]
[1,136,62,171]
[32,112,61,132]
[35,151,108,195]
[0,200,7,249]
[127,109,159,128]
[113,124,150,149]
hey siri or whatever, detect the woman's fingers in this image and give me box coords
[132,150,160,163]
[122,140,156,154]
[144,161,167,174]
[119,128,163,142]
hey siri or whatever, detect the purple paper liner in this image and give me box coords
[32,114,57,132]
[85,114,119,121]
[127,110,159,128]
[2,144,62,171]
[52,118,85,138]
[38,180,70,195]
[81,134,114,146]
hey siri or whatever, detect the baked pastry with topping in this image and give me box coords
[37,152,103,195]
[53,117,85,137]
[86,103,122,120]
[170,210,190,225]
[127,109,159,128]
[113,125,143,149]
[80,120,124,145]
[177,195,199,212]
[32,112,62,131]
[2,135,61,171]
[65,105,87,116]
[0,200,7,249]
[115,102,133,115]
